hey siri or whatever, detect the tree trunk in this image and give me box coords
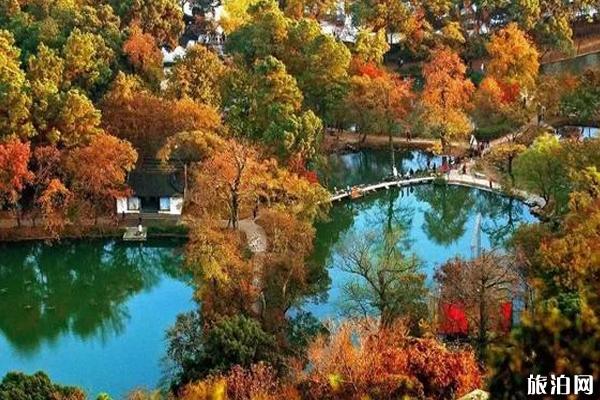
[14,208,21,228]
[230,191,239,229]
[389,132,396,177]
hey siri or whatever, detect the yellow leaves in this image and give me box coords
[181,378,227,400]
[354,29,390,65]
[63,28,114,90]
[221,0,260,33]
[165,44,227,107]
[0,30,33,139]
[327,373,343,392]
[486,23,539,92]
[421,47,474,147]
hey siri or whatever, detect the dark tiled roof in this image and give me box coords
[127,161,184,197]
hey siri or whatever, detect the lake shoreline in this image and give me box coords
[0,224,189,243]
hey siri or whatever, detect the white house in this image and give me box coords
[117,167,184,216]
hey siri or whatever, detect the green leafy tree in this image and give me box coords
[513,134,570,215]
[226,1,351,124]
[224,57,323,160]
[0,371,85,400]
[166,312,276,388]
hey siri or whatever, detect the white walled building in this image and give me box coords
[117,167,184,216]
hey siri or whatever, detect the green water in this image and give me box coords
[320,149,442,189]
[0,240,194,398]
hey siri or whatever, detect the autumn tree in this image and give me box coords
[122,25,164,85]
[189,137,328,227]
[65,134,137,222]
[191,140,268,228]
[487,24,539,94]
[181,363,295,400]
[122,0,184,48]
[36,179,74,237]
[0,30,33,139]
[304,320,482,399]
[345,65,413,173]
[349,0,433,53]
[353,29,390,65]
[62,28,115,95]
[486,142,527,183]
[489,177,600,398]
[259,209,317,331]
[220,0,261,34]
[435,252,519,356]
[165,44,227,107]
[336,228,428,330]
[0,139,33,225]
[421,47,474,152]
[101,73,222,156]
[158,129,226,166]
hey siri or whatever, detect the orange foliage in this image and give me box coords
[36,178,73,236]
[65,134,137,217]
[287,154,318,184]
[422,47,473,111]
[541,196,600,297]
[123,25,163,80]
[185,221,259,321]
[0,139,33,208]
[101,73,221,156]
[353,61,386,78]
[303,320,482,399]
[421,47,474,148]
[181,363,300,400]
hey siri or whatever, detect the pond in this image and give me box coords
[0,240,194,398]
[305,150,536,318]
[320,148,442,190]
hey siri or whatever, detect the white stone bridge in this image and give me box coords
[329,170,546,210]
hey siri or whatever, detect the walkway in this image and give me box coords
[329,170,546,209]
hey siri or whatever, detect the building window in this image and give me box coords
[127,197,140,211]
[159,197,171,211]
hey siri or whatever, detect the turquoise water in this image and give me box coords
[0,240,194,398]
[308,151,536,318]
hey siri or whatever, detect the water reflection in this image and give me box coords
[307,185,535,318]
[321,149,442,189]
[415,184,476,246]
[0,240,185,354]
